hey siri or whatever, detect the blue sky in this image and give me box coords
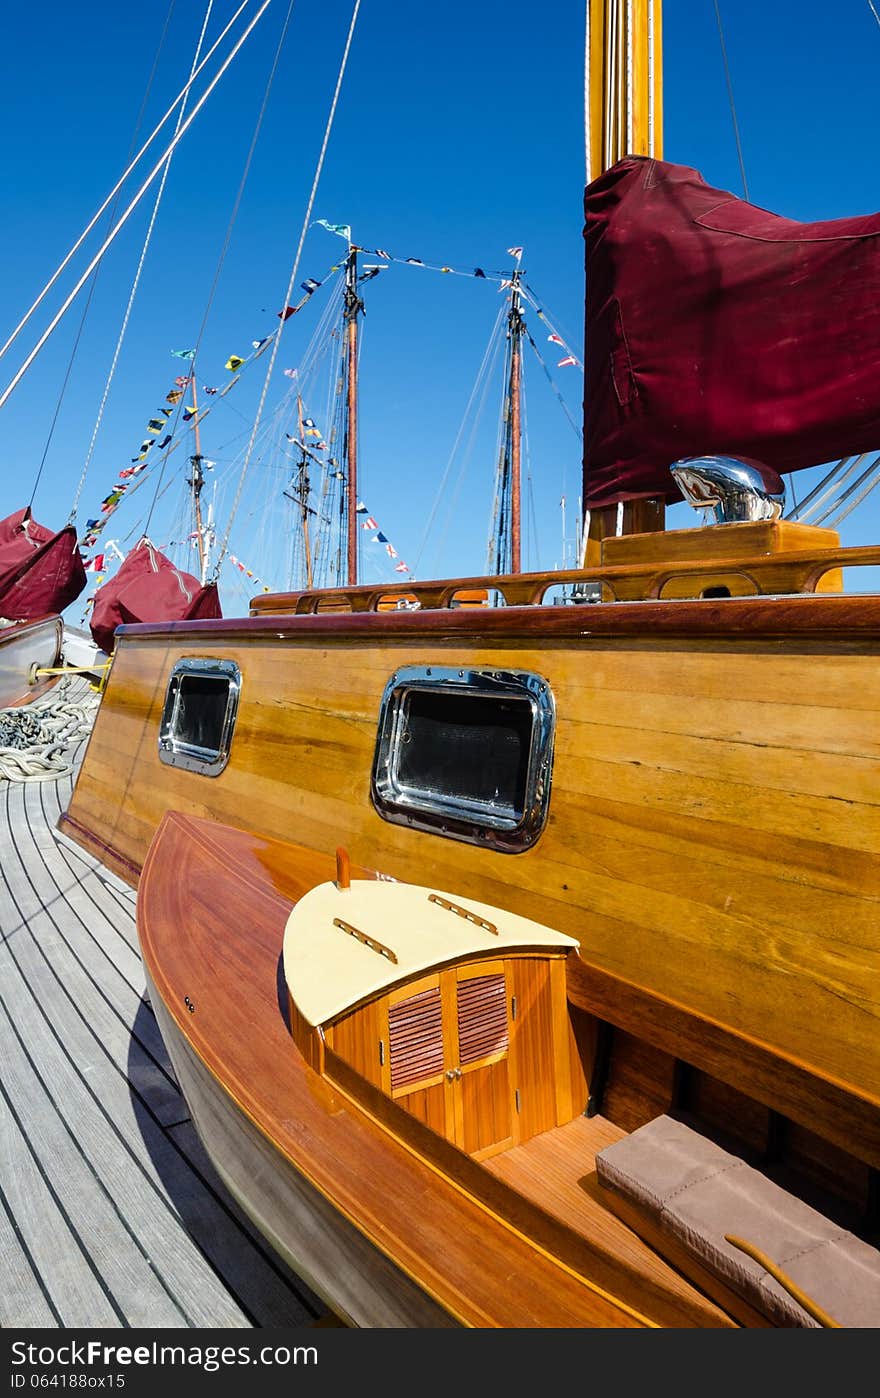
[2,1,879,616]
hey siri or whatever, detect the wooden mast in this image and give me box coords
[343,242,362,586]
[583,0,664,565]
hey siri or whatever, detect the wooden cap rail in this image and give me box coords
[248,542,880,617]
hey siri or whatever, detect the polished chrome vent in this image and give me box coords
[670,455,785,524]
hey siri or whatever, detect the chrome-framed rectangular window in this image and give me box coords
[371,666,555,852]
[158,658,241,776]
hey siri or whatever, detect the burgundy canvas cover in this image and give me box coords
[0,507,87,620]
[583,157,880,508]
[89,538,222,655]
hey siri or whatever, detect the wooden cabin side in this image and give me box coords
[62,596,880,1116]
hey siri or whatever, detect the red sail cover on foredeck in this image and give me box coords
[583,157,880,508]
[0,507,87,620]
[89,538,222,655]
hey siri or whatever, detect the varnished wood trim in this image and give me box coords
[57,811,143,887]
[566,955,880,1169]
[115,591,880,645]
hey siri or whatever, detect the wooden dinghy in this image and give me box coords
[138,806,880,1328]
[137,811,743,1328]
[0,612,64,707]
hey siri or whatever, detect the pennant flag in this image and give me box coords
[139,438,155,452]
[385,543,398,558]
[359,266,383,282]
[300,278,321,294]
[356,501,368,513]
[361,516,378,530]
[405,258,424,266]
[374,247,392,260]
[202,385,218,395]
[171,348,195,360]
[507,246,523,259]
[440,266,452,274]
[394,561,410,573]
[166,389,183,404]
[474,268,486,278]
[283,368,298,379]
[373,531,388,543]
[174,375,192,387]
[83,553,105,572]
[182,407,197,422]
[278,304,298,321]
[225,355,244,372]
[557,355,577,367]
[252,337,270,349]
[315,219,351,240]
[548,333,565,345]
[147,417,165,432]
[157,434,172,448]
[302,418,316,429]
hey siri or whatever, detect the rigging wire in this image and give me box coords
[713,0,749,201]
[69,0,215,528]
[28,0,178,513]
[213,0,363,582]
[0,0,271,414]
[0,0,257,368]
[144,0,298,543]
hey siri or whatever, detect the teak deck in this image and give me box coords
[0,682,327,1328]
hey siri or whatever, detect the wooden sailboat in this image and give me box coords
[20,0,880,1327]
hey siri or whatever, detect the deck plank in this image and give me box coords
[0,681,325,1329]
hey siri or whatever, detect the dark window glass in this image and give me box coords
[396,690,533,817]
[174,674,230,753]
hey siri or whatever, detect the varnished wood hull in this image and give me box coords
[144,976,460,1328]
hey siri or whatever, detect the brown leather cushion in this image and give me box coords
[596,1115,880,1328]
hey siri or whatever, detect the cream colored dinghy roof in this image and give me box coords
[283,879,579,1026]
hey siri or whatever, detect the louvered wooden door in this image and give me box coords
[387,960,514,1157]
[451,962,514,1156]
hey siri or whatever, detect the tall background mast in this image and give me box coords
[343,241,362,586]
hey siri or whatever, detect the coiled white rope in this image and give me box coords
[0,677,100,783]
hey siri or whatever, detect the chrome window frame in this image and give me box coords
[157,657,241,777]
[371,665,555,853]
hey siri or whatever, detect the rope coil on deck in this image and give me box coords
[0,676,100,782]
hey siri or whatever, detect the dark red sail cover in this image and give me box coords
[0,507,87,620]
[583,157,880,508]
[89,537,222,655]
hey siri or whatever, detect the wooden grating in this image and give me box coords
[457,974,508,1066]
[388,986,444,1092]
